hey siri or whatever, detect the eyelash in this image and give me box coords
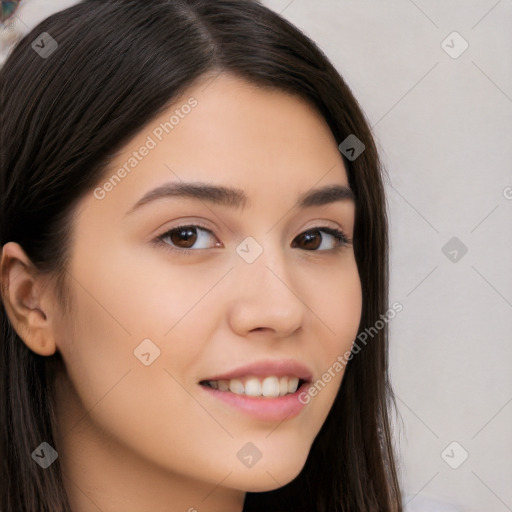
[153,223,352,256]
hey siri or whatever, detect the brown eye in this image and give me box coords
[292,227,350,251]
[168,227,198,248]
[158,225,219,252]
[295,229,322,250]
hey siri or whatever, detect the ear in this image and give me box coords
[0,242,59,356]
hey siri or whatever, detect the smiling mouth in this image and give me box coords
[199,375,307,398]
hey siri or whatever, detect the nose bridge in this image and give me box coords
[235,230,290,290]
[228,232,305,335]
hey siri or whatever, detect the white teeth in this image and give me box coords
[261,376,280,397]
[288,377,299,394]
[244,377,262,397]
[229,378,244,394]
[279,376,289,396]
[206,375,302,397]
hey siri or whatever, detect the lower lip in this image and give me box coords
[199,383,310,422]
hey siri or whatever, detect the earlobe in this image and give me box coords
[0,242,58,357]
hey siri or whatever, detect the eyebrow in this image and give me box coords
[124,181,355,216]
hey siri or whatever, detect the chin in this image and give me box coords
[230,454,308,493]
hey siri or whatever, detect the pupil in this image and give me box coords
[171,227,197,248]
[301,230,320,250]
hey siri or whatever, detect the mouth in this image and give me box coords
[198,374,311,422]
[199,375,308,398]
[197,359,313,422]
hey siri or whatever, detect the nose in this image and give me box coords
[227,242,306,338]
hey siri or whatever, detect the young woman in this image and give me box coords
[0,1,403,510]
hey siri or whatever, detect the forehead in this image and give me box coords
[82,72,350,219]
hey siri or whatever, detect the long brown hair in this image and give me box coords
[0,1,403,510]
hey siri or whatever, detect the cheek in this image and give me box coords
[66,239,216,341]
[58,240,218,409]
[57,257,220,477]
[59,244,208,416]
[301,258,362,417]
[315,257,363,351]
[91,243,227,338]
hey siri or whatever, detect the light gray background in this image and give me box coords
[1,1,511,511]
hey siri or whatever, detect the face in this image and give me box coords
[51,73,362,498]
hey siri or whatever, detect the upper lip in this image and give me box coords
[201,359,313,382]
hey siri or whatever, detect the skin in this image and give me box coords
[1,72,362,512]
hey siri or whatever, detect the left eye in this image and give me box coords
[156,224,351,254]
[292,227,350,251]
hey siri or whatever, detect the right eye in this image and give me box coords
[155,224,222,254]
